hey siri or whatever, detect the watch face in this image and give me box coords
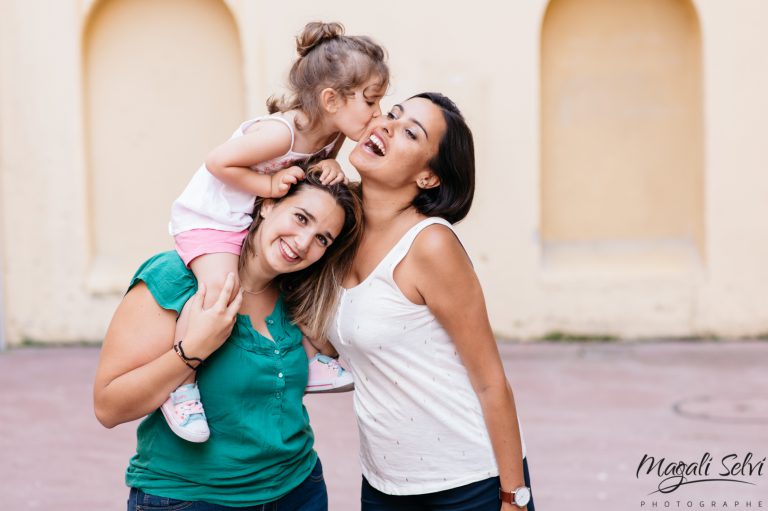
[514,487,531,506]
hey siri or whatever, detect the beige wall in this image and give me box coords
[0,1,6,350]
[0,30,5,350]
[541,0,704,248]
[1,0,767,344]
[84,0,245,291]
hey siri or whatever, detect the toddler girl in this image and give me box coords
[163,21,388,442]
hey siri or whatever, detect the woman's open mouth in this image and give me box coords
[364,133,386,157]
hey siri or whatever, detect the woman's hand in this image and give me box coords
[182,273,244,360]
[95,276,245,428]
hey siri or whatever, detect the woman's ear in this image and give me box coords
[259,199,276,218]
[320,87,340,114]
[416,171,440,190]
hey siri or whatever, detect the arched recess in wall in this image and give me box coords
[84,0,245,290]
[540,0,704,269]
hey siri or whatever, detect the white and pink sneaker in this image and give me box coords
[306,354,354,393]
[160,383,210,443]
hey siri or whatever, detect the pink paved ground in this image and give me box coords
[1,341,766,510]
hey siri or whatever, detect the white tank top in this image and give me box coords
[169,115,339,235]
[328,217,526,496]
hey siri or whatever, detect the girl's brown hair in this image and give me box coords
[239,169,363,340]
[267,21,389,131]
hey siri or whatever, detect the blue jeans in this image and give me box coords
[127,458,327,511]
[361,458,535,511]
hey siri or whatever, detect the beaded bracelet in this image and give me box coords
[173,340,204,371]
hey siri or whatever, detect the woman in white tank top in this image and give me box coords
[327,93,534,510]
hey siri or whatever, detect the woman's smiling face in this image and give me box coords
[350,97,447,187]
[254,187,345,277]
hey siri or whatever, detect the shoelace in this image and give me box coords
[175,399,204,419]
[325,358,344,375]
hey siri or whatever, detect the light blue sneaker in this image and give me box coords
[306,354,355,393]
[160,383,210,442]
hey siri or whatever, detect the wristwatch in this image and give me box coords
[500,486,531,507]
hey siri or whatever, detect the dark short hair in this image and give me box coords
[409,92,475,224]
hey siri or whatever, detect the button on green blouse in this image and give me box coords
[124,251,317,506]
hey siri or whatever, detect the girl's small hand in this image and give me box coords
[313,159,347,185]
[182,274,244,360]
[270,166,306,197]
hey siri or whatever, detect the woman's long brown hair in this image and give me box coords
[239,170,363,341]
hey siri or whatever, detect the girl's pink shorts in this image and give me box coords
[174,228,249,267]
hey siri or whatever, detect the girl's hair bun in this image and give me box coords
[296,21,345,57]
[268,21,388,131]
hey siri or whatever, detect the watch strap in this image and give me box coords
[500,486,530,507]
[499,488,514,504]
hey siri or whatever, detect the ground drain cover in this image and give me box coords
[674,395,768,424]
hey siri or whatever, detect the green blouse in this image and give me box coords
[124,251,317,506]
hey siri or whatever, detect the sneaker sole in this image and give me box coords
[305,381,355,394]
[160,405,210,443]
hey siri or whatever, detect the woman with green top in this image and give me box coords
[93,171,362,510]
